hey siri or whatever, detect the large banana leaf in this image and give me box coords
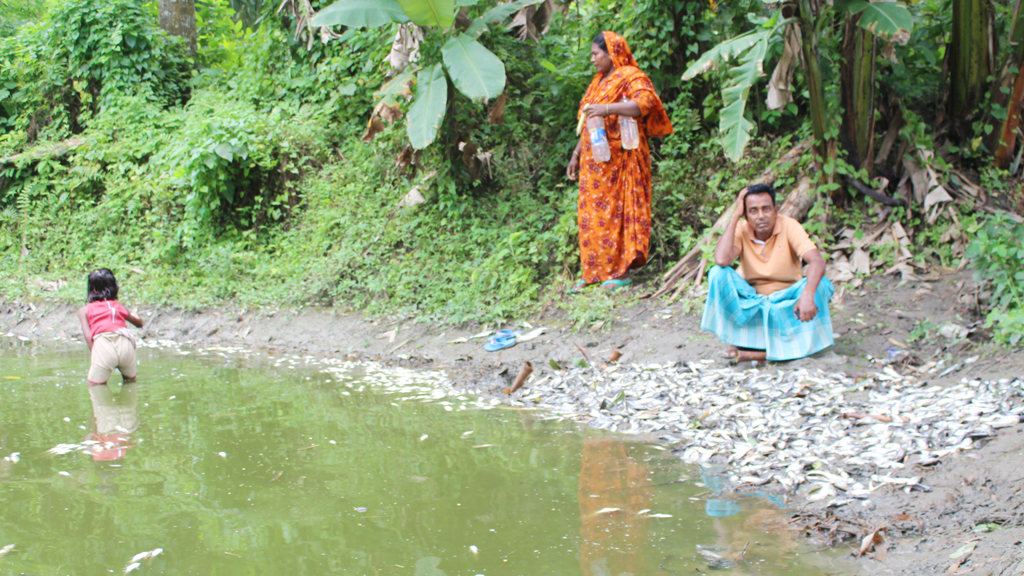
[408,64,448,149]
[682,27,772,81]
[311,0,409,28]
[441,34,505,99]
[835,0,913,39]
[397,0,455,28]
[465,0,544,38]
[718,35,769,162]
[682,25,773,161]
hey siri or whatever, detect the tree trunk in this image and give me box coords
[797,0,828,187]
[949,0,990,138]
[159,0,197,57]
[840,14,876,173]
[993,1,1024,168]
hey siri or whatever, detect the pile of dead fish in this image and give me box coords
[514,360,1024,501]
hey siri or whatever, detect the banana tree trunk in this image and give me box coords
[159,0,197,56]
[797,0,828,186]
[949,0,990,136]
[993,2,1024,168]
[840,14,876,173]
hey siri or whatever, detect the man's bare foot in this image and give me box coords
[721,345,739,358]
[735,349,767,364]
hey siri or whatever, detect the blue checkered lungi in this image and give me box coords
[700,266,835,361]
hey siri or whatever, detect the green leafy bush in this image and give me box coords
[966,212,1024,345]
[0,0,190,143]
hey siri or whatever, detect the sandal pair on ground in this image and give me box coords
[569,278,632,294]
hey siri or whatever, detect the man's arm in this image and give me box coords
[713,188,746,268]
[795,248,826,322]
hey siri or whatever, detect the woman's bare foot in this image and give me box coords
[721,345,739,358]
[735,349,767,364]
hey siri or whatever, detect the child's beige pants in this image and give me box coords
[87,332,137,384]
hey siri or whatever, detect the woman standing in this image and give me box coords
[566,32,673,292]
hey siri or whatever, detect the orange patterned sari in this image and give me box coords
[576,32,673,284]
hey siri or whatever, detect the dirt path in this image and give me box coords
[2,270,1021,575]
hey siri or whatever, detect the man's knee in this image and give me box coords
[708,265,738,285]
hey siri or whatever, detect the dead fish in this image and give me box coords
[696,547,732,570]
[0,544,15,557]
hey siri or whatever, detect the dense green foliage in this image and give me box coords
[966,213,1024,345]
[0,0,1022,343]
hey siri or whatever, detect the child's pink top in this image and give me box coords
[85,300,130,339]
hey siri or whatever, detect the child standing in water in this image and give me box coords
[77,269,143,385]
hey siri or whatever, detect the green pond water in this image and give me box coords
[0,338,849,576]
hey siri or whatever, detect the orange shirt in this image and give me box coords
[731,215,818,295]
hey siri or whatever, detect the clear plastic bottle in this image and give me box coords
[618,97,640,150]
[587,115,611,162]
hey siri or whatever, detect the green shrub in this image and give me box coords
[966,212,1024,345]
[0,0,190,142]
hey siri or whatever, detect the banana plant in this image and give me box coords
[682,13,788,163]
[685,1,912,165]
[312,0,543,149]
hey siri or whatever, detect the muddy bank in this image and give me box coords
[2,271,1022,575]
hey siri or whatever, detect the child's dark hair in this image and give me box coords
[592,32,607,53]
[87,269,119,303]
[743,183,776,213]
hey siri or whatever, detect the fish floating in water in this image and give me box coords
[312,356,1022,506]
[124,548,163,573]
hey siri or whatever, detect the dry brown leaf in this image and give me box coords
[827,261,856,283]
[902,154,929,204]
[459,141,478,169]
[509,1,553,42]
[851,248,871,275]
[924,186,953,221]
[488,93,509,125]
[361,114,385,143]
[397,186,425,209]
[767,25,800,110]
[362,101,402,143]
[395,146,418,170]
[858,527,886,556]
[388,23,423,73]
[880,41,899,63]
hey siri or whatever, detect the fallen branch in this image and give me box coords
[846,176,907,207]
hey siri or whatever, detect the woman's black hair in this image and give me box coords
[592,32,607,53]
[743,183,776,213]
[87,268,119,303]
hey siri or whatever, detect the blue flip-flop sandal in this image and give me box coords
[484,330,520,352]
[601,279,633,292]
[568,280,588,294]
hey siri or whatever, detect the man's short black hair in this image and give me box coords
[743,183,776,213]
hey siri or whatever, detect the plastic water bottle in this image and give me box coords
[587,115,611,162]
[618,97,640,150]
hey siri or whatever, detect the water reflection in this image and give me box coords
[0,344,844,576]
[87,382,140,462]
[578,437,654,576]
